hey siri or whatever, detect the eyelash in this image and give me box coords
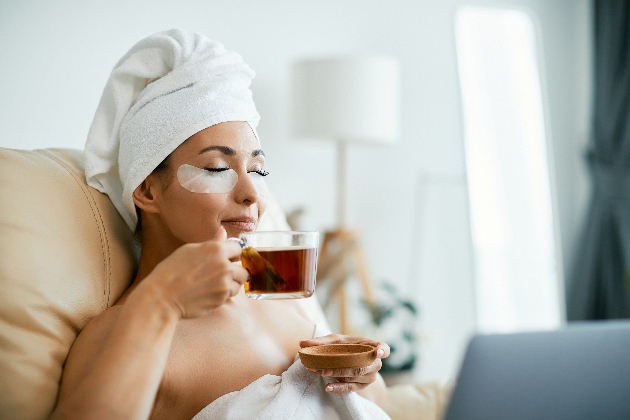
[203,167,269,177]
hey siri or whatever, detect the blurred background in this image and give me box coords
[0,0,595,383]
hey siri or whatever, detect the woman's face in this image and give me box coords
[143,121,267,243]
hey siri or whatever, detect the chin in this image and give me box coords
[222,224,256,239]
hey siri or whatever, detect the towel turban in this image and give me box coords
[84,29,260,231]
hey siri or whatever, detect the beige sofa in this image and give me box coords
[0,147,451,420]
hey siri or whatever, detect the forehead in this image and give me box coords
[172,121,260,160]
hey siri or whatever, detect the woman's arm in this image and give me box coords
[51,239,248,420]
[51,288,179,420]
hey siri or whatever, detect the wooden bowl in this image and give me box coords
[299,344,376,370]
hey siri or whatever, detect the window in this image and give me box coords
[456,6,564,333]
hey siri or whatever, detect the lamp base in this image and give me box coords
[317,228,374,334]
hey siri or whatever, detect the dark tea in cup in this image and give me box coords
[239,231,319,299]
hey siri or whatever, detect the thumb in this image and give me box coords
[213,226,228,241]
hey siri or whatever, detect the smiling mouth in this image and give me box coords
[221,218,257,232]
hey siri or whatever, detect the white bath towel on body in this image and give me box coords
[192,358,391,420]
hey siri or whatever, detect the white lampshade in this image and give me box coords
[292,57,399,144]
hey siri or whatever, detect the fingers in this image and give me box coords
[230,263,250,286]
[207,265,241,302]
[307,358,382,380]
[223,240,243,261]
[374,343,390,359]
[300,333,345,347]
[303,349,385,393]
[210,226,244,261]
[311,370,379,387]
[325,381,370,393]
[227,278,242,298]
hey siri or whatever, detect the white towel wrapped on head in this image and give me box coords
[84,29,260,230]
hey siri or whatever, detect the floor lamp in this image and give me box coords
[292,57,399,334]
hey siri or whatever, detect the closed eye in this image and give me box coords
[203,167,230,173]
[250,169,269,177]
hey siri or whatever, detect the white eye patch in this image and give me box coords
[177,164,268,197]
[177,164,238,193]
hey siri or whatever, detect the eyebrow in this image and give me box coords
[198,145,265,158]
[198,146,235,156]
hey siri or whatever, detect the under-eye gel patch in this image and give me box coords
[177,164,269,197]
[177,164,238,193]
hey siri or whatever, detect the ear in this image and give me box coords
[132,175,162,214]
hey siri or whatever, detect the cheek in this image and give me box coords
[164,190,228,243]
[257,196,268,220]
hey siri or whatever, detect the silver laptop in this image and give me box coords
[443,320,630,420]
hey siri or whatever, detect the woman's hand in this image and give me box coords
[299,334,390,393]
[138,227,248,319]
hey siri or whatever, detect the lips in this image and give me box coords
[221,216,257,232]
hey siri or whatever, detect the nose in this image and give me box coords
[232,171,261,205]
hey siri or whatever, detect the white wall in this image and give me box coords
[0,0,591,381]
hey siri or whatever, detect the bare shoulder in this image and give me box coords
[57,306,124,400]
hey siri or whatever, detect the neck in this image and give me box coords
[134,219,184,284]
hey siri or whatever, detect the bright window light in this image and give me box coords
[456,6,564,333]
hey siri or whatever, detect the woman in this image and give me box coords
[51,30,389,420]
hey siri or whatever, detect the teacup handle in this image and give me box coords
[226,237,247,249]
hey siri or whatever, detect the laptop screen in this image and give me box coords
[443,320,630,420]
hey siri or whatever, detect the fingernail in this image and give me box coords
[326,385,333,392]
[377,349,384,358]
[323,370,332,377]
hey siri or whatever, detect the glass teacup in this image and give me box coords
[239,231,319,299]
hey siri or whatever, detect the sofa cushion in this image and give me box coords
[0,148,136,420]
[383,380,454,420]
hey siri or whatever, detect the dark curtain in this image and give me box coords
[567,0,630,320]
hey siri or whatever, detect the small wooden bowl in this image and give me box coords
[299,344,376,370]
